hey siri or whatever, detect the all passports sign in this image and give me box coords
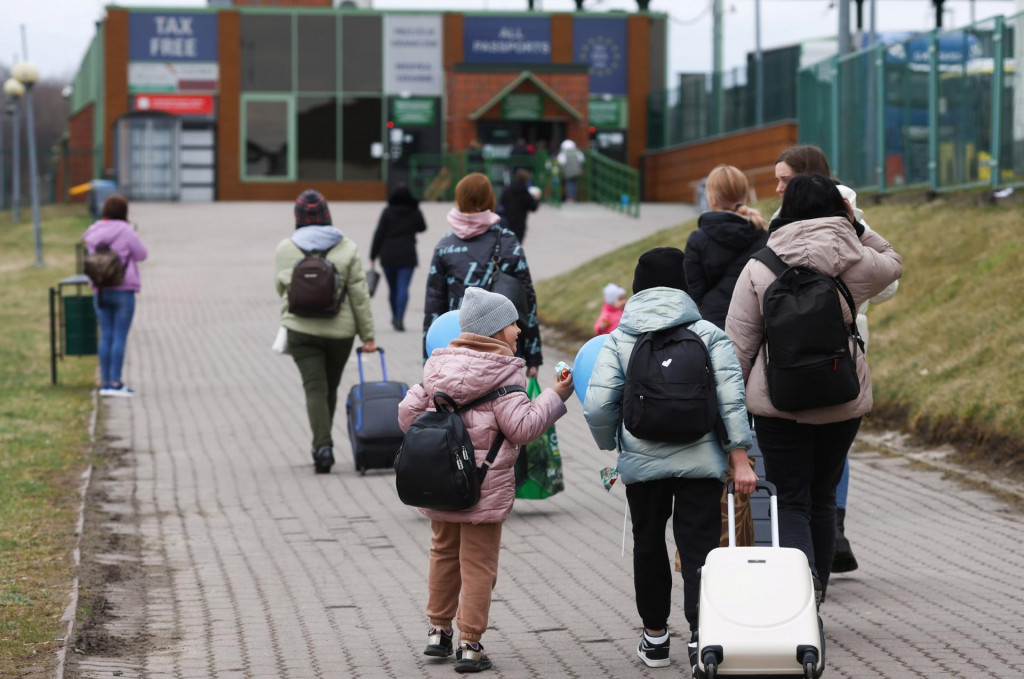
[463,16,552,63]
[130,13,219,62]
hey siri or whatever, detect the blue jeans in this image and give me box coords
[382,265,414,322]
[93,290,136,385]
[564,177,579,201]
[836,458,851,510]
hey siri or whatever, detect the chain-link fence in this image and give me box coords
[799,11,1024,194]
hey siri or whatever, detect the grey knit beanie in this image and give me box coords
[460,287,519,337]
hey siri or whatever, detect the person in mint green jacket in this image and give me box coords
[583,247,757,670]
[275,190,376,474]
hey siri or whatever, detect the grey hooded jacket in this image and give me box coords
[583,287,752,485]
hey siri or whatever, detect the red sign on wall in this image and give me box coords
[133,94,215,116]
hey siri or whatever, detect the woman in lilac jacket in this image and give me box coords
[398,287,572,673]
[82,194,148,397]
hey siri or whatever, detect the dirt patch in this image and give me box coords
[866,401,1024,484]
[63,437,152,678]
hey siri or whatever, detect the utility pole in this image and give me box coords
[755,0,763,126]
[839,0,851,55]
[712,0,724,134]
[933,0,945,29]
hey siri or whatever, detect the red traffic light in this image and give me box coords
[387,121,395,129]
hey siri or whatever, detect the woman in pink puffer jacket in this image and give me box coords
[398,286,573,673]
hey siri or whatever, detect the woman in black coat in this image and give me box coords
[684,165,768,330]
[370,185,428,331]
[498,169,540,244]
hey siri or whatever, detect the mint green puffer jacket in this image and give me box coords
[583,287,752,485]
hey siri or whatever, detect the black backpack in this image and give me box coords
[622,323,722,444]
[395,385,526,512]
[288,246,344,317]
[751,247,863,412]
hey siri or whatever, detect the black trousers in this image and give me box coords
[625,476,723,632]
[754,415,862,594]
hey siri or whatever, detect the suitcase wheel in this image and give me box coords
[701,647,723,679]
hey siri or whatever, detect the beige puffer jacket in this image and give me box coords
[724,216,902,424]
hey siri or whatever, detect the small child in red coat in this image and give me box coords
[594,283,627,335]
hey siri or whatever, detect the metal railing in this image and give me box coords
[408,151,561,207]
[798,11,1024,195]
[585,150,640,217]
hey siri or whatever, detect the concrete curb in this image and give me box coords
[54,389,98,679]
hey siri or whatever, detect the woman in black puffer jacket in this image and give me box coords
[371,185,428,331]
[684,165,768,330]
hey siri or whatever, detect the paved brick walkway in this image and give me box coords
[70,201,1024,679]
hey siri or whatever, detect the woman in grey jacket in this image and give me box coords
[583,247,757,670]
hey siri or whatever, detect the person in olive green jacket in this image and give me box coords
[275,190,377,474]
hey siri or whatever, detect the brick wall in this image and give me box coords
[63,105,96,203]
[446,71,590,153]
[642,121,798,203]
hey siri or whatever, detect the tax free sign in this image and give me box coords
[130,13,219,61]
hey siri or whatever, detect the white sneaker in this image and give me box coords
[100,385,136,398]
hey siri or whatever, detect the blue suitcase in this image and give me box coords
[345,348,408,475]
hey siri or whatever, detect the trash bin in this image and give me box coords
[50,274,97,384]
[88,180,118,218]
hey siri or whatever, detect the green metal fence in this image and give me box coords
[408,148,640,218]
[799,11,1024,194]
[585,150,640,217]
[648,46,800,150]
[408,151,562,207]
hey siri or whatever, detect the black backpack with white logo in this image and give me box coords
[288,246,344,318]
[395,386,526,512]
[751,247,862,412]
[622,323,722,444]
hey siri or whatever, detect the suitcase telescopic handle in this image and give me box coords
[354,346,387,383]
[726,480,779,549]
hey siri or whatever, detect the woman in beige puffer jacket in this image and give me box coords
[725,174,902,600]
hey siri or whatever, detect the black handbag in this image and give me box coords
[365,265,381,298]
[485,233,530,327]
[395,385,526,511]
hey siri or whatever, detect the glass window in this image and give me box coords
[245,99,290,178]
[342,97,382,180]
[342,16,382,93]
[241,15,292,92]
[298,97,338,181]
[298,15,337,92]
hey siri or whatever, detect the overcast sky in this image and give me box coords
[4,0,1021,83]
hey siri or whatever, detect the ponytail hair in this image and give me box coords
[705,164,767,230]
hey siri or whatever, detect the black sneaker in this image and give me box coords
[812,574,824,608]
[424,627,453,658]
[687,630,699,673]
[637,631,670,668]
[454,642,491,673]
[313,445,334,474]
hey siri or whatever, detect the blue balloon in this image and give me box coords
[573,334,609,404]
[426,310,462,356]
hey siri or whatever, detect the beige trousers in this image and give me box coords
[426,520,503,644]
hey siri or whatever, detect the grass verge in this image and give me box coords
[536,196,1023,474]
[0,204,96,676]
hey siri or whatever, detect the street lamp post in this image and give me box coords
[12,62,42,267]
[3,78,24,224]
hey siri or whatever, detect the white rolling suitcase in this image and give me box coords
[694,481,824,679]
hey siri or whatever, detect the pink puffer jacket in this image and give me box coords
[398,333,567,524]
[725,216,902,424]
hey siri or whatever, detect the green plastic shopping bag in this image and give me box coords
[514,377,565,499]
